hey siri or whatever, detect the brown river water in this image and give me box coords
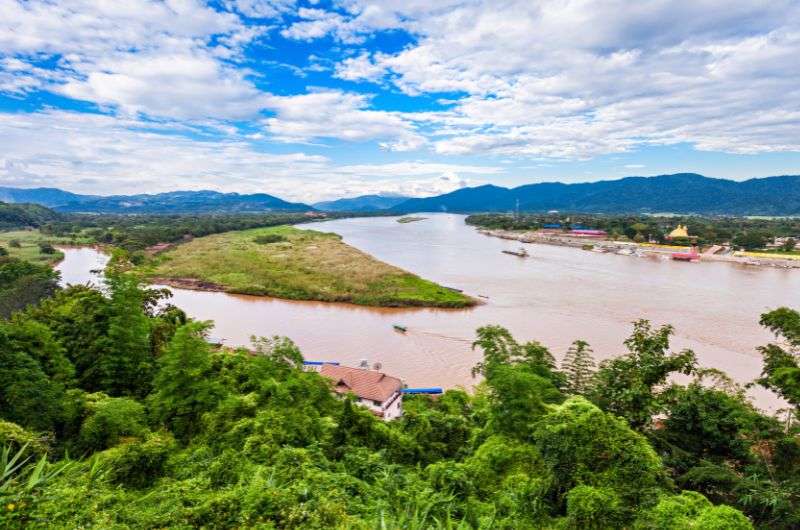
[56,214,800,411]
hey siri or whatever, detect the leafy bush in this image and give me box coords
[37,243,56,255]
[78,394,147,452]
[103,433,175,489]
[253,234,288,244]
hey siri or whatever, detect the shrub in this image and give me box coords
[38,243,56,255]
[78,394,147,452]
[104,432,175,488]
[253,234,287,244]
[8,240,21,248]
[634,491,752,529]
[0,420,49,454]
[566,485,623,529]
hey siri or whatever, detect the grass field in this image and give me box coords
[137,226,475,308]
[0,230,86,265]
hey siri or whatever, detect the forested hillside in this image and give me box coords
[0,202,61,230]
[1,261,798,528]
[393,174,800,215]
[313,194,411,212]
[0,188,312,214]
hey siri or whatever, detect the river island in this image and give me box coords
[134,225,475,308]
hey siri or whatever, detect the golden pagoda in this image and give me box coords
[667,224,689,239]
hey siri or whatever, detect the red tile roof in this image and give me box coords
[320,364,403,403]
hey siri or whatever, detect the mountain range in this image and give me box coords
[0,173,798,215]
[312,194,411,212]
[391,173,800,215]
[0,188,311,214]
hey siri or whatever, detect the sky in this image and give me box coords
[1,0,799,203]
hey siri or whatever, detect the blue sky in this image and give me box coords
[1,0,799,202]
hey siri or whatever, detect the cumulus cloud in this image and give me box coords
[0,110,497,201]
[334,52,386,82]
[263,89,425,150]
[319,0,800,158]
[0,0,269,120]
[224,0,297,19]
[2,0,799,198]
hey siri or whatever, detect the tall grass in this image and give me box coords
[140,226,474,308]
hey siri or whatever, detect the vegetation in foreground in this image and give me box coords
[134,225,474,308]
[0,261,799,528]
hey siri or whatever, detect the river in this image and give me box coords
[56,214,800,410]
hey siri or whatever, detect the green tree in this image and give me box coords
[591,320,696,429]
[148,321,226,442]
[0,325,65,432]
[756,307,800,408]
[561,340,596,395]
[0,257,60,318]
[472,325,564,387]
[78,393,147,452]
[534,397,667,515]
[732,231,769,250]
[96,274,153,397]
[634,491,752,529]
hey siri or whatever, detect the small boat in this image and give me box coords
[478,294,490,299]
[671,251,700,262]
[393,324,408,333]
[502,247,529,257]
[444,286,464,293]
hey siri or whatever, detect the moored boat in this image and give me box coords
[393,324,408,333]
[672,250,700,261]
[502,247,529,257]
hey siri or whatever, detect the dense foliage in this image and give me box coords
[0,267,798,527]
[467,213,800,249]
[0,256,59,318]
[0,202,62,230]
[41,212,334,251]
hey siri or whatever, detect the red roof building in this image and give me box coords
[320,364,404,420]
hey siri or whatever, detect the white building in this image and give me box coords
[319,364,404,420]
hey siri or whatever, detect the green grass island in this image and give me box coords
[133,226,475,308]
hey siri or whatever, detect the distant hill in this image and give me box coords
[0,202,62,229]
[0,188,313,214]
[392,174,800,215]
[0,187,93,208]
[313,194,412,212]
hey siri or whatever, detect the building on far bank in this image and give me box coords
[667,225,690,239]
[319,363,404,420]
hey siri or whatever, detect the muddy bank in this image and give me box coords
[150,277,227,292]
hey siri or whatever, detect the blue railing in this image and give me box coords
[303,361,341,366]
[402,387,443,394]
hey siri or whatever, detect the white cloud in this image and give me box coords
[319,1,800,158]
[263,89,425,151]
[334,52,386,82]
[59,52,269,120]
[280,8,351,41]
[0,0,269,120]
[0,110,499,201]
[225,0,297,19]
